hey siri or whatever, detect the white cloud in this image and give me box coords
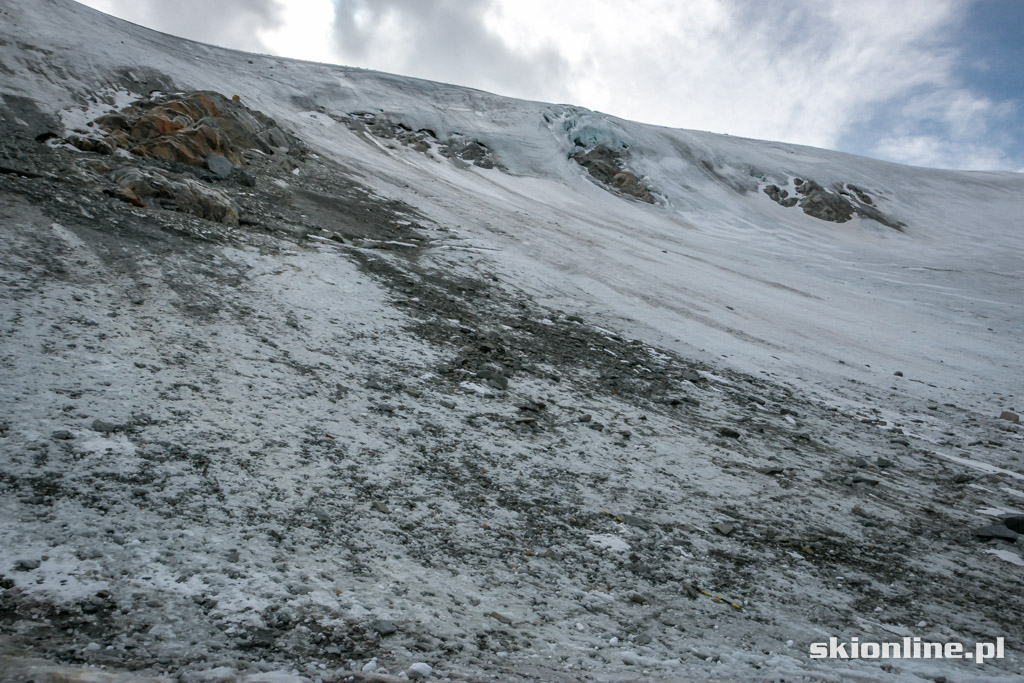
[483,0,963,149]
[873,135,1017,172]
[78,0,286,53]
[76,0,1021,171]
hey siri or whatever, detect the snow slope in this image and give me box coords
[3,0,1021,405]
[1,0,1022,681]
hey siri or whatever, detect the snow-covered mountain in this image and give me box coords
[1,0,1021,681]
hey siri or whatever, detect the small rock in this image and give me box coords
[1003,516,1024,534]
[974,524,1019,541]
[407,662,432,680]
[894,371,903,377]
[711,522,736,536]
[90,419,120,433]
[998,410,1020,424]
[372,501,391,514]
[51,429,73,440]
[718,427,741,439]
[238,170,257,187]
[372,619,398,636]
[439,399,456,409]
[578,414,592,423]
[205,154,234,178]
[477,370,508,390]
[14,558,41,571]
[620,514,652,529]
[488,611,513,625]
[852,457,869,468]
[876,457,893,468]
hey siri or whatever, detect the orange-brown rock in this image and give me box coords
[67,91,299,168]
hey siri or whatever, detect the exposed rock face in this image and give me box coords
[65,91,300,167]
[441,134,497,169]
[107,166,240,226]
[795,179,855,223]
[763,184,797,208]
[763,178,904,230]
[344,112,503,170]
[572,144,654,203]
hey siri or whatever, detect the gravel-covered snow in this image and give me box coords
[1,1,1022,681]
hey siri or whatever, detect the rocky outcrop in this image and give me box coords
[572,144,654,204]
[345,113,503,170]
[106,166,240,225]
[65,91,300,169]
[763,178,904,230]
[794,179,855,223]
[762,184,797,208]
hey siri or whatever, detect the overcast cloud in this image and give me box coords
[81,0,285,54]
[77,0,1022,171]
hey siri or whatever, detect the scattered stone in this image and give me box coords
[620,514,653,530]
[477,369,508,390]
[762,467,785,475]
[372,501,391,514]
[371,619,398,636]
[852,456,869,468]
[850,475,880,486]
[711,522,736,536]
[439,399,456,409]
[90,419,121,433]
[1003,516,1024,534]
[488,611,513,625]
[718,427,741,439]
[876,457,893,468]
[998,410,1020,424]
[407,662,432,680]
[205,153,234,178]
[578,413,592,423]
[51,429,73,440]
[894,370,904,377]
[14,558,40,571]
[974,524,1019,542]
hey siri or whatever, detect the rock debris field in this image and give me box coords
[1,1,1023,681]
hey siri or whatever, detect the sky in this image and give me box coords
[76,0,1023,172]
